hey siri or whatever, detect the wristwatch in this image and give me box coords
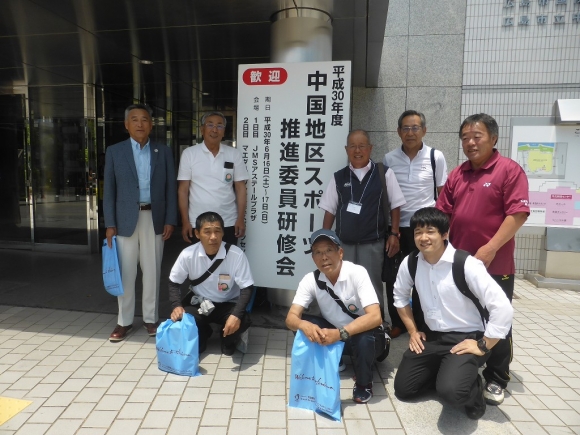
[339,327,350,342]
[388,231,400,239]
[477,338,490,354]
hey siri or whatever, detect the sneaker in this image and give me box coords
[338,357,346,372]
[483,381,504,405]
[465,376,486,420]
[352,383,373,403]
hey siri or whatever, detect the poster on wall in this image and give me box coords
[237,61,351,290]
[511,122,580,228]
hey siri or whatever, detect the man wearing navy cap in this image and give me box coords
[286,229,382,403]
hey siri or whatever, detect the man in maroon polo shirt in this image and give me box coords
[436,113,529,406]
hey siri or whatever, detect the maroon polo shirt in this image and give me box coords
[436,150,529,275]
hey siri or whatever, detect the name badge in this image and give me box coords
[223,169,233,183]
[346,201,362,214]
[426,308,442,321]
[218,274,231,292]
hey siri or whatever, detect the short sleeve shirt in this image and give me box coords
[436,150,530,275]
[169,242,254,303]
[177,142,250,227]
[292,261,379,328]
[383,143,448,227]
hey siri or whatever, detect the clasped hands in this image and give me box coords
[299,321,340,346]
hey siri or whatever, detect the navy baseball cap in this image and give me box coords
[310,229,342,247]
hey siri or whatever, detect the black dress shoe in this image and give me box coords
[465,375,487,420]
[221,342,236,356]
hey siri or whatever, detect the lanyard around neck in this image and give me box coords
[349,162,375,204]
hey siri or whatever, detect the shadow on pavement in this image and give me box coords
[0,230,288,330]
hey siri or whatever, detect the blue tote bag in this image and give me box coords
[156,314,201,377]
[288,330,344,421]
[102,237,124,296]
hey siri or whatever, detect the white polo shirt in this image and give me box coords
[178,142,250,227]
[383,144,448,227]
[393,243,512,339]
[318,161,406,215]
[292,261,379,328]
[169,241,254,303]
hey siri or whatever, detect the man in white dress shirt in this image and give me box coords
[393,207,512,420]
[178,112,249,245]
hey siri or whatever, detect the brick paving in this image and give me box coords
[1,278,579,434]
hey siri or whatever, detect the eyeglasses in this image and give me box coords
[400,126,423,133]
[346,145,370,151]
[204,123,225,131]
[312,247,339,258]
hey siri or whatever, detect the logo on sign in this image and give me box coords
[243,68,288,85]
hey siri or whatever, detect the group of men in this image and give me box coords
[104,105,251,353]
[104,103,529,418]
[289,111,529,415]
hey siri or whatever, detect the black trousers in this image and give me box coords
[386,226,425,330]
[187,301,251,354]
[482,274,514,389]
[394,330,489,408]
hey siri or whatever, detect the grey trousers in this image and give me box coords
[342,239,387,322]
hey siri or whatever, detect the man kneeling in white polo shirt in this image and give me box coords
[168,212,254,356]
[286,229,382,403]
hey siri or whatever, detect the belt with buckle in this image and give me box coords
[139,204,151,210]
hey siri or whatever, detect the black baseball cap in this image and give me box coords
[310,229,342,247]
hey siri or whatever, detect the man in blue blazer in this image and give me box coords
[104,103,177,342]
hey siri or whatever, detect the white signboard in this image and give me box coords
[511,122,580,228]
[237,61,352,289]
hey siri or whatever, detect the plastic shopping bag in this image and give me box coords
[288,330,344,421]
[156,314,201,377]
[102,237,124,296]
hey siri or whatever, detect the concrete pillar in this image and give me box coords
[267,1,333,307]
[270,0,333,63]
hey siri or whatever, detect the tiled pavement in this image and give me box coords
[0,278,579,435]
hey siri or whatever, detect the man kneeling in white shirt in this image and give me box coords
[168,212,254,356]
[393,207,513,420]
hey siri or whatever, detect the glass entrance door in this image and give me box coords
[30,117,90,245]
[0,94,31,243]
[0,86,98,252]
